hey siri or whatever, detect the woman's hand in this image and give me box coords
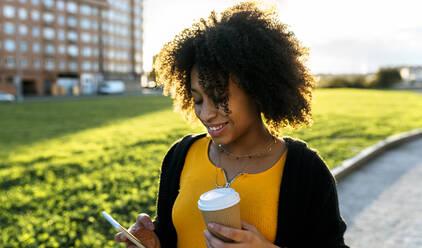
[204,220,278,248]
[115,213,161,248]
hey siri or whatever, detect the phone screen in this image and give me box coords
[102,211,146,248]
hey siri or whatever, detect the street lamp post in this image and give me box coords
[14,75,23,102]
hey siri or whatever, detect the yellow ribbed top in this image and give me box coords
[172,136,286,247]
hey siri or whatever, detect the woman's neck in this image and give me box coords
[220,121,274,157]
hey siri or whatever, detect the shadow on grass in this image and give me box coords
[0,95,172,153]
[0,130,188,190]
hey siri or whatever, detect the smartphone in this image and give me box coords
[102,211,146,248]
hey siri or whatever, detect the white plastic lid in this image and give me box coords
[198,188,240,211]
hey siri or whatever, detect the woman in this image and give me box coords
[116,1,348,247]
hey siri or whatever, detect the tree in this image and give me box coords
[371,68,402,88]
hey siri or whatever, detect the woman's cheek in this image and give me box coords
[194,105,202,120]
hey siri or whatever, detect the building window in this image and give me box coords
[67,16,77,27]
[19,25,28,36]
[58,44,66,54]
[80,4,91,15]
[67,31,78,42]
[19,8,27,20]
[135,30,141,39]
[59,60,66,70]
[6,57,15,68]
[135,42,142,50]
[67,2,78,13]
[20,41,28,52]
[67,45,78,56]
[4,22,15,34]
[69,60,78,71]
[33,42,40,53]
[31,10,40,21]
[108,50,115,59]
[89,34,96,43]
[43,0,54,8]
[58,15,65,26]
[102,23,108,32]
[135,53,141,62]
[81,32,91,43]
[7,77,15,84]
[45,59,55,70]
[82,47,92,57]
[20,58,28,69]
[43,12,54,23]
[91,21,98,30]
[135,65,142,74]
[57,0,65,11]
[92,7,98,15]
[81,18,91,29]
[32,26,40,37]
[33,59,41,69]
[45,43,55,54]
[58,30,65,40]
[43,28,55,39]
[31,0,39,5]
[82,61,91,71]
[3,5,15,18]
[5,40,15,52]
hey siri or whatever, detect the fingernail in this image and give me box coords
[208,223,214,229]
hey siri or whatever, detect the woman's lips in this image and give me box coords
[207,122,228,137]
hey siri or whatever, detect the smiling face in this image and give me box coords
[190,65,262,145]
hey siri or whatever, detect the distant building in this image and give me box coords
[0,0,144,96]
[399,66,422,88]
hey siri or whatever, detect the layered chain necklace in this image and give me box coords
[213,136,278,188]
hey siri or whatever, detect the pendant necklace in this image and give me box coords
[213,136,277,188]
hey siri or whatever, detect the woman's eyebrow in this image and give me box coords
[190,88,199,93]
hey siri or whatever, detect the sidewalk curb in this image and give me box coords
[332,127,422,181]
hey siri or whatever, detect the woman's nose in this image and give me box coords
[199,99,218,122]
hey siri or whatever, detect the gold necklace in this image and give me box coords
[213,136,278,188]
[216,136,277,160]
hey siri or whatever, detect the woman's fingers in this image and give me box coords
[204,229,221,248]
[204,231,212,248]
[241,220,259,233]
[207,223,250,243]
[114,231,128,242]
[115,213,160,248]
[136,213,154,231]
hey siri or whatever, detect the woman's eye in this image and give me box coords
[194,100,203,105]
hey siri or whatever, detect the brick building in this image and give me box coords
[0,0,144,96]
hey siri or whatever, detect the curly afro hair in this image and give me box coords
[154,1,314,136]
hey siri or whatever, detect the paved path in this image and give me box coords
[337,137,422,248]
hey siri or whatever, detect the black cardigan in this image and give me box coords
[153,133,348,248]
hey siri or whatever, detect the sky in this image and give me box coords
[143,0,422,74]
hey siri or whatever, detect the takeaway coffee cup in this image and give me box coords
[198,188,241,242]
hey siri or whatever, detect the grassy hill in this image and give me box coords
[1,89,421,247]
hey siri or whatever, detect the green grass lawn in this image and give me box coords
[1,89,422,247]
